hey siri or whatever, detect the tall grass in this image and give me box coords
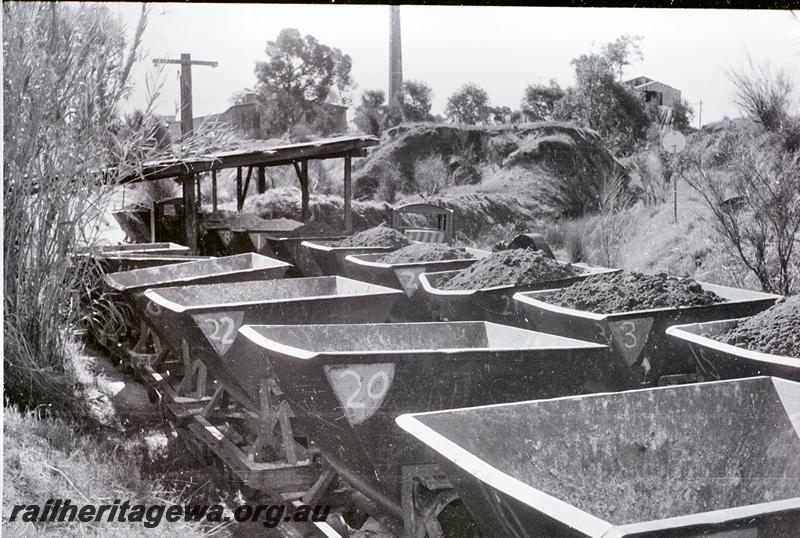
[3,3,157,414]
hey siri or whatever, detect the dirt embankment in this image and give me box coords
[548,272,723,313]
[335,225,411,249]
[353,122,629,220]
[440,249,574,290]
[719,296,800,357]
[377,243,474,264]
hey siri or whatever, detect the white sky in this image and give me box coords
[112,3,800,126]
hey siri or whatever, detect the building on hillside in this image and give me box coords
[166,93,348,140]
[626,76,682,108]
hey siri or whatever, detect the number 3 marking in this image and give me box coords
[620,321,638,349]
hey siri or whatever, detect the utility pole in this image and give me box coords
[152,53,218,252]
[698,100,702,130]
[153,53,218,137]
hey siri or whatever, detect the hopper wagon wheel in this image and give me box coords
[416,491,481,538]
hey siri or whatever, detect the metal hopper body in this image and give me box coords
[419,263,619,326]
[263,234,347,277]
[397,377,800,537]
[95,242,190,255]
[344,248,491,321]
[234,321,618,512]
[513,282,781,386]
[300,240,397,277]
[104,254,291,346]
[143,277,403,408]
[667,319,800,382]
[84,254,212,274]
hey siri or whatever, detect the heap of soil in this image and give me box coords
[378,243,475,264]
[280,220,346,238]
[439,249,574,290]
[335,225,411,249]
[717,296,800,357]
[547,272,724,313]
[227,214,303,232]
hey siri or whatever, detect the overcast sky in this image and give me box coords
[113,3,800,127]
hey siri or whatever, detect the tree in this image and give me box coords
[354,90,386,136]
[490,105,512,124]
[253,28,353,135]
[681,141,800,295]
[521,80,565,121]
[445,83,491,124]
[670,99,694,133]
[727,58,796,150]
[680,61,800,295]
[603,34,643,80]
[400,80,433,122]
[554,51,650,155]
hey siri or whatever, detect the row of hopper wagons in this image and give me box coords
[82,232,800,537]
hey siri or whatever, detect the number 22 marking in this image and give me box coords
[205,316,236,345]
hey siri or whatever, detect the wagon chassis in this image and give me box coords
[116,327,471,537]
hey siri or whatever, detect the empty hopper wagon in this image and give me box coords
[77,242,199,273]
[230,321,628,535]
[398,377,800,537]
[142,278,402,496]
[102,254,290,377]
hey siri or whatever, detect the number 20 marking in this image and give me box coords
[338,369,390,409]
[205,316,236,345]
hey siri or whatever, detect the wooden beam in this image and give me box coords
[300,160,309,222]
[181,174,198,252]
[149,200,156,243]
[211,170,218,211]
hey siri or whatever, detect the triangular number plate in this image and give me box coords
[192,311,244,356]
[324,363,396,426]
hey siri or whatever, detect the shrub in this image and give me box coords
[2,4,183,414]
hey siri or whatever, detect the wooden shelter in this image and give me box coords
[116,135,379,252]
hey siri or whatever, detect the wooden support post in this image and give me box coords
[236,167,243,211]
[195,362,207,399]
[202,386,226,418]
[278,402,298,466]
[211,170,218,212]
[181,174,198,252]
[252,378,277,462]
[302,469,337,506]
[178,338,194,395]
[344,155,353,233]
[300,160,309,222]
[149,200,157,243]
[257,165,267,194]
[243,166,253,203]
[196,174,202,208]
